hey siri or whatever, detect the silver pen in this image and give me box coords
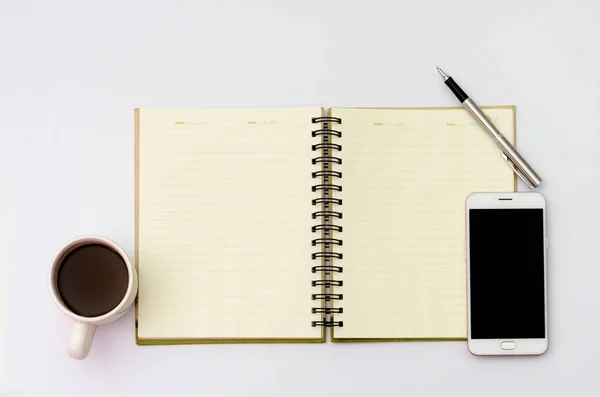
[436,67,542,188]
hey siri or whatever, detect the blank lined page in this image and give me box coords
[136,107,322,341]
[332,107,515,339]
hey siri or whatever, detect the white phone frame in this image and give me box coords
[465,192,548,356]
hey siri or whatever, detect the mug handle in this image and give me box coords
[68,322,97,359]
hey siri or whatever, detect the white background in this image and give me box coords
[1,0,599,395]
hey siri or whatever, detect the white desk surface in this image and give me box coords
[2,0,600,395]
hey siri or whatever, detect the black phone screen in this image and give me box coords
[469,208,546,339]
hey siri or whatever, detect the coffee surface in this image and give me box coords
[57,244,129,317]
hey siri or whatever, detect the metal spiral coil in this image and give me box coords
[311,116,343,328]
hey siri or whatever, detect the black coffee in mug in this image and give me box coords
[56,244,129,317]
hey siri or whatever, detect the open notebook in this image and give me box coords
[134,106,516,344]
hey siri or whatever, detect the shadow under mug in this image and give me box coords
[48,235,138,359]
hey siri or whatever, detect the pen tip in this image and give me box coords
[436,67,449,80]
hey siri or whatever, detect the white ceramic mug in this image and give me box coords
[48,235,138,360]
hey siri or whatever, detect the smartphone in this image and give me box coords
[466,192,548,355]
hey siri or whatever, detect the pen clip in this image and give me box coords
[502,153,534,189]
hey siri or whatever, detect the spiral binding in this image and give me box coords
[311,116,343,328]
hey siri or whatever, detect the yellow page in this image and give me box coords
[332,107,515,339]
[136,107,322,340]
